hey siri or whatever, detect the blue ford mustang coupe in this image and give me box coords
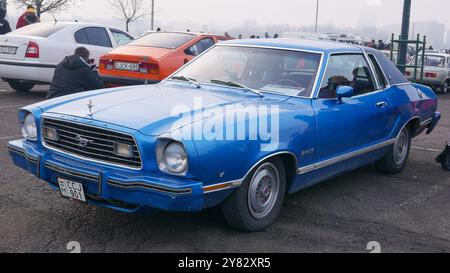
[8,39,441,231]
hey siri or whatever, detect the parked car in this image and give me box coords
[0,22,134,92]
[8,39,440,231]
[405,53,450,93]
[98,31,233,86]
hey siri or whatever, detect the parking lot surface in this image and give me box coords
[0,81,449,253]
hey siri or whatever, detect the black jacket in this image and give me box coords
[47,55,104,99]
[0,19,11,35]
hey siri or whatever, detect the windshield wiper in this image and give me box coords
[170,75,201,88]
[210,80,264,97]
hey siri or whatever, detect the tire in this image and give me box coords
[442,80,449,94]
[7,80,35,92]
[221,158,286,232]
[376,127,412,174]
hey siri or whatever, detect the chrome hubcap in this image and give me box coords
[393,129,409,165]
[248,163,280,220]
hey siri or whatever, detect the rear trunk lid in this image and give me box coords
[0,35,43,61]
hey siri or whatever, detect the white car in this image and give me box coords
[0,22,134,92]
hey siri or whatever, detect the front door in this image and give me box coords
[312,53,394,166]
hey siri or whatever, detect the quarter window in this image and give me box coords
[319,54,376,99]
[368,54,387,89]
[186,38,215,56]
[75,27,112,48]
[111,29,134,46]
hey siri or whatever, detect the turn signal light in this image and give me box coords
[100,59,114,70]
[139,62,159,74]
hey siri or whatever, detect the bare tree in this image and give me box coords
[14,0,75,17]
[109,0,149,32]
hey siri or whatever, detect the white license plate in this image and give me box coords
[114,62,139,71]
[0,46,17,55]
[58,178,87,203]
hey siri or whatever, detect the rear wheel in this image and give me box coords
[442,80,449,94]
[376,127,411,174]
[221,158,286,232]
[7,80,35,92]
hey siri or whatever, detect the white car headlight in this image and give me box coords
[21,113,37,141]
[156,140,188,175]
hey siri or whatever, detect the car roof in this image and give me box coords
[142,31,230,38]
[424,53,450,58]
[220,38,362,54]
[36,21,110,29]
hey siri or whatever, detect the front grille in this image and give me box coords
[42,118,142,169]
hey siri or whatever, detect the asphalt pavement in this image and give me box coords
[0,81,449,253]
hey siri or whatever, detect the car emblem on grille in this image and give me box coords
[75,134,93,148]
[87,100,94,117]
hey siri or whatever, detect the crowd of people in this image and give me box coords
[0,3,40,35]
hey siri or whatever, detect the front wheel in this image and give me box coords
[376,127,412,174]
[7,80,35,92]
[221,158,286,232]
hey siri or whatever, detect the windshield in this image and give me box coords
[411,55,446,68]
[11,23,69,38]
[171,45,322,97]
[127,32,196,49]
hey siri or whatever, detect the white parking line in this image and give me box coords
[0,89,12,93]
[0,104,23,109]
[0,135,21,140]
[412,146,442,153]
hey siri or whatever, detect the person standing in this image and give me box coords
[16,5,39,29]
[47,47,104,99]
[0,0,11,35]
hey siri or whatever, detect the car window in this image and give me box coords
[75,27,112,48]
[368,49,409,85]
[319,54,376,99]
[172,46,322,97]
[127,32,196,49]
[186,38,215,56]
[11,23,69,38]
[111,29,134,46]
[368,54,387,89]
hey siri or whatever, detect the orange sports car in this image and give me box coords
[99,32,233,86]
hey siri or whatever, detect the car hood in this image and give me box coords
[40,82,289,136]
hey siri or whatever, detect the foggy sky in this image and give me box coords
[6,0,450,30]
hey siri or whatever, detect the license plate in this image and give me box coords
[114,62,139,71]
[0,46,17,55]
[58,178,87,203]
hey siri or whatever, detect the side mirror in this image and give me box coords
[336,86,354,103]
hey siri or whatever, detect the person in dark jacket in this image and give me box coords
[0,0,11,35]
[436,135,450,171]
[47,47,104,99]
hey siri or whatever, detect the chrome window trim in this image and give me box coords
[41,116,144,171]
[314,50,385,99]
[366,51,391,90]
[165,43,325,99]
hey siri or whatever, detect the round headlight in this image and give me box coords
[163,142,188,174]
[21,113,37,140]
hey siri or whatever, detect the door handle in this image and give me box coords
[376,101,388,108]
